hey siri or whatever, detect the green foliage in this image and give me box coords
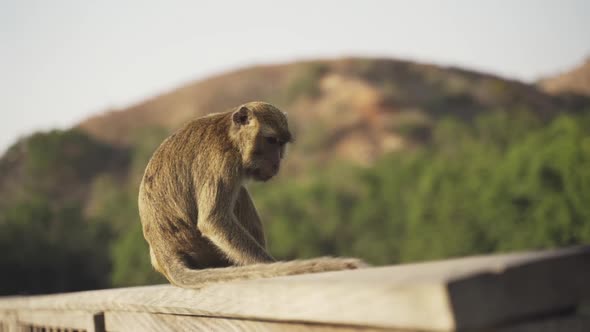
[128,127,170,183]
[0,196,111,295]
[87,127,169,287]
[110,224,165,286]
[23,129,117,194]
[0,130,119,295]
[0,127,168,294]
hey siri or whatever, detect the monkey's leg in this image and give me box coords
[199,211,275,265]
[234,186,267,248]
[197,179,275,265]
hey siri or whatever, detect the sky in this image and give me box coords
[1,0,589,154]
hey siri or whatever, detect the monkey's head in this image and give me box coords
[230,102,292,182]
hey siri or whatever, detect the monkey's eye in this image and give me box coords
[265,137,279,145]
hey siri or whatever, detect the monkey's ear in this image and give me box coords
[232,106,252,126]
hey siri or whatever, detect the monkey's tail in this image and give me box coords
[165,257,367,289]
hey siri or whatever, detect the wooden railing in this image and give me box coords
[1,246,589,331]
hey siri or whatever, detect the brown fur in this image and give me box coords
[138,101,365,288]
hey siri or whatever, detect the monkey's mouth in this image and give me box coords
[259,174,274,182]
[249,169,275,182]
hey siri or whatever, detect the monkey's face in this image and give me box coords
[231,102,293,182]
[246,135,288,182]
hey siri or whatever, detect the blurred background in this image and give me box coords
[1,0,589,295]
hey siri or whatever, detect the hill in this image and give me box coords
[77,58,580,165]
[539,57,590,97]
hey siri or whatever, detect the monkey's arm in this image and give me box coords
[234,186,266,248]
[197,180,275,266]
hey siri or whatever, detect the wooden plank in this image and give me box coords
[104,312,590,332]
[15,310,102,332]
[105,311,388,332]
[0,246,588,331]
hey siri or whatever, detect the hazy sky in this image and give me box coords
[1,0,589,153]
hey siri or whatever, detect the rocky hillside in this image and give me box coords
[539,57,590,97]
[77,58,580,166]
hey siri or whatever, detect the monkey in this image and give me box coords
[138,101,365,288]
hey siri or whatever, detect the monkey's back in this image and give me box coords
[138,113,236,271]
